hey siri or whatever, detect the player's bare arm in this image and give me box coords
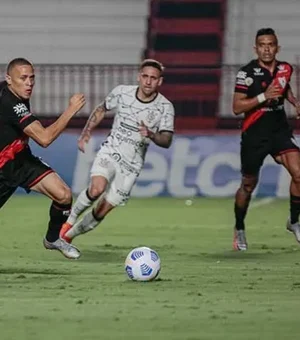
[23,93,85,147]
[233,81,282,115]
[286,87,300,118]
[78,102,106,153]
[139,120,173,148]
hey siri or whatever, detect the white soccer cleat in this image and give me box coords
[286,218,300,243]
[43,238,81,259]
[233,229,248,251]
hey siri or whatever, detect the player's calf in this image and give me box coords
[67,188,98,226]
[45,201,72,242]
[63,209,105,242]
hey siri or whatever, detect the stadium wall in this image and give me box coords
[23,131,293,198]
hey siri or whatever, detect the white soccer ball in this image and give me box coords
[125,246,161,281]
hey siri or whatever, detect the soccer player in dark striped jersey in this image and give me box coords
[0,58,85,259]
[232,28,300,250]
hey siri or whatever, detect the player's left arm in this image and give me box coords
[139,120,173,148]
[285,85,300,118]
[139,102,174,148]
[151,130,173,148]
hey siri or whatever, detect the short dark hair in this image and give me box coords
[6,58,33,75]
[256,28,277,41]
[140,59,164,74]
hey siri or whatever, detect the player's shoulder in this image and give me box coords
[155,92,174,113]
[0,85,20,109]
[276,60,294,72]
[156,92,174,107]
[236,59,258,75]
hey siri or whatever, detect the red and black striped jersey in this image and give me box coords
[0,82,38,166]
[234,59,293,135]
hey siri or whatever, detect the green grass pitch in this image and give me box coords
[0,196,300,340]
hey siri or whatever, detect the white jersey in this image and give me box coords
[101,85,174,173]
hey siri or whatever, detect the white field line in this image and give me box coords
[249,197,275,210]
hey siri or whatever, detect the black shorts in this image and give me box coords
[0,148,53,208]
[241,130,299,176]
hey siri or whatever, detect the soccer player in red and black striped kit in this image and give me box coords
[233,28,300,250]
[0,58,85,258]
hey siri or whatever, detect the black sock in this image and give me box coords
[46,201,72,242]
[290,195,300,224]
[92,208,105,222]
[86,189,98,201]
[234,203,248,230]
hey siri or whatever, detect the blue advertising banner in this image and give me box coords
[28,132,293,198]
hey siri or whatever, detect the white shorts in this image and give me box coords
[90,150,138,206]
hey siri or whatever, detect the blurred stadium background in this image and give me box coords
[1,0,300,197]
[2,3,300,340]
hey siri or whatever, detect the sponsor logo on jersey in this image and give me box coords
[277,64,289,74]
[13,103,30,117]
[237,71,247,79]
[245,77,254,86]
[115,126,146,148]
[278,77,287,89]
[120,122,139,132]
[253,68,264,76]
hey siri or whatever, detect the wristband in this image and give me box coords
[257,93,266,103]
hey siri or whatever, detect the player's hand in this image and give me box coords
[139,120,153,138]
[295,101,300,119]
[264,81,282,100]
[69,93,86,114]
[78,130,91,153]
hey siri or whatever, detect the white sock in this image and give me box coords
[67,189,94,225]
[66,210,103,240]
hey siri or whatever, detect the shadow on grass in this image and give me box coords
[205,251,274,260]
[0,268,68,275]
[79,248,126,263]
[202,244,300,261]
[79,243,170,263]
[121,277,172,285]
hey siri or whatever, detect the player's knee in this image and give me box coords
[88,185,105,199]
[54,186,72,205]
[291,169,300,184]
[241,179,257,194]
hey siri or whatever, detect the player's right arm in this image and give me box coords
[23,93,85,147]
[78,85,122,153]
[232,69,282,115]
[77,102,106,152]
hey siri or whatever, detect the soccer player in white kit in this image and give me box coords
[60,59,175,245]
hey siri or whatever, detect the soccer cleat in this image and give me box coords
[59,222,73,243]
[286,218,300,243]
[43,237,80,259]
[233,228,248,251]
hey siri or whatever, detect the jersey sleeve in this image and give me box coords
[279,63,293,97]
[158,102,175,132]
[104,85,123,111]
[234,67,252,95]
[3,100,37,130]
